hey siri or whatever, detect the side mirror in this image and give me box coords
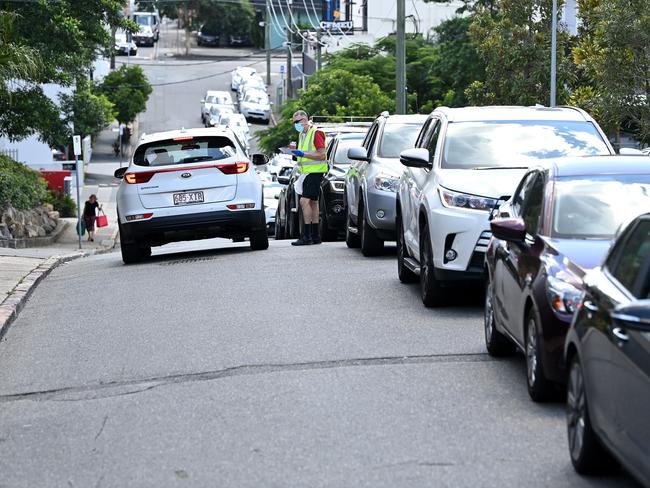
[490,217,526,242]
[277,176,290,185]
[612,300,650,331]
[114,167,127,179]
[252,153,269,166]
[347,146,369,162]
[400,148,431,168]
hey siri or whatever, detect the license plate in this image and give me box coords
[173,191,204,205]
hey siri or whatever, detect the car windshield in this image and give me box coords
[133,15,153,26]
[378,123,423,158]
[201,25,219,36]
[206,95,231,105]
[552,175,650,239]
[245,93,268,105]
[442,120,610,169]
[334,138,365,165]
[134,136,237,166]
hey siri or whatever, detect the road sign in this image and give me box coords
[280,65,285,74]
[73,135,82,156]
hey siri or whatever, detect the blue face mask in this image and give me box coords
[294,122,304,133]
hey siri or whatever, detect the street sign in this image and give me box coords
[73,135,82,156]
[280,65,285,74]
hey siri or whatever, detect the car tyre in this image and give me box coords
[274,208,285,240]
[319,194,337,242]
[250,228,269,251]
[360,205,384,256]
[345,207,360,249]
[525,308,555,402]
[120,239,147,264]
[419,222,445,307]
[396,209,417,283]
[566,355,617,474]
[484,278,516,356]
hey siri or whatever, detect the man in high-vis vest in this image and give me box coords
[290,110,327,246]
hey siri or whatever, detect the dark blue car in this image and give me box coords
[565,212,650,485]
[485,156,650,401]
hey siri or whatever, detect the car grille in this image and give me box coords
[468,251,486,270]
[474,230,492,253]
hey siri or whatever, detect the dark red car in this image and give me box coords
[484,156,650,401]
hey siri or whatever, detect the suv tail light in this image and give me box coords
[217,162,248,174]
[125,171,155,184]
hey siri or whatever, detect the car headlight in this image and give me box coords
[546,275,582,315]
[374,174,399,193]
[330,181,345,192]
[439,188,498,211]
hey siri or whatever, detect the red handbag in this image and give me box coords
[96,211,108,228]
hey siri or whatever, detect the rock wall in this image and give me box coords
[0,205,60,240]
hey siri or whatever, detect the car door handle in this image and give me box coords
[612,327,629,343]
[583,300,598,313]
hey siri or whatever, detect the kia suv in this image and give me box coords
[396,106,614,307]
[114,127,269,263]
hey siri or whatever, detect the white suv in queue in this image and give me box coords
[396,106,614,307]
[115,127,269,264]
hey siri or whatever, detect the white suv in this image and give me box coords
[396,106,614,307]
[115,127,269,263]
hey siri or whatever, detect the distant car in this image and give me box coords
[197,23,220,47]
[396,105,614,308]
[565,212,650,486]
[642,147,650,156]
[258,172,283,235]
[229,34,251,47]
[114,127,270,263]
[237,77,267,102]
[205,105,235,128]
[319,132,367,241]
[239,90,271,124]
[345,112,428,256]
[485,156,650,402]
[201,90,234,124]
[219,112,250,146]
[266,153,294,178]
[231,66,257,92]
[114,30,137,56]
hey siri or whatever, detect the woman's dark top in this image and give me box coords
[83,201,99,218]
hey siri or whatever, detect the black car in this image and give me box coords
[228,34,251,47]
[319,132,366,240]
[485,156,650,402]
[564,212,650,486]
[198,24,220,47]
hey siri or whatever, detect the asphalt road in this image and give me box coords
[0,25,639,488]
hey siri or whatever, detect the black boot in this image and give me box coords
[311,223,322,244]
[291,222,312,246]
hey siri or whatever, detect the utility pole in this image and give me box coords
[550,0,557,107]
[396,0,407,114]
[286,0,293,99]
[316,29,322,70]
[265,0,271,86]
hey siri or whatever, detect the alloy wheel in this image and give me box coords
[484,283,495,344]
[567,360,586,462]
[526,317,538,387]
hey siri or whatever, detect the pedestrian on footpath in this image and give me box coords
[290,110,327,246]
[83,194,102,242]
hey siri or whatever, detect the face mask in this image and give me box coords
[294,122,304,133]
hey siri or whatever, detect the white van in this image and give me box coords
[131,11,161,46]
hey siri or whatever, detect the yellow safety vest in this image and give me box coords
[298,126,328,174]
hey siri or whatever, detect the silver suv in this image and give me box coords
[344,113,427,256]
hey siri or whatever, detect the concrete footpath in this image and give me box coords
[0,122,129,338]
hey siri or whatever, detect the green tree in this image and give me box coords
[197,0,256,41]
[467,0,572,106]
[572,0,650,143]
[258,69,392,154]
[99,65,152,124]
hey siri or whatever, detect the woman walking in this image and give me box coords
[83,194,101,242]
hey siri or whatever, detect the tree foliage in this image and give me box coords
[99,65,152,124]
[0,154,48,210]
[57,82,116,146]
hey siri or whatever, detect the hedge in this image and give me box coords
[0,154,48,210]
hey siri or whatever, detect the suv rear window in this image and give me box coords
[133,136,238,167]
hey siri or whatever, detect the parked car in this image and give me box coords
[219,112,251,149]
[114,30,137,56]
[201,90,234,124]
[205,105,235,128]
[564,212,650,486]
[131,11,160,45]
[319,131,367,241]
[396,106,614,307]
[231,66,257,92]
[114,127,270,263]
[345,112,428,255]
[238,78,267,103]
[257,171,283,235]
[229,34,251,47]
[239,90,271,124]
[265,153,294,178]
[485,156,650,401]
[197,23,220,47]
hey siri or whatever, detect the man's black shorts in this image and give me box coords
[301,173,324,201]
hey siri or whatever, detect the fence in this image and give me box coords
[0,148,18,161]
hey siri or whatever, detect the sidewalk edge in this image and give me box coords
[0,251,85,341]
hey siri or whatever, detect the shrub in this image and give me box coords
[45,190,76,217]
[0,154,48,209]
